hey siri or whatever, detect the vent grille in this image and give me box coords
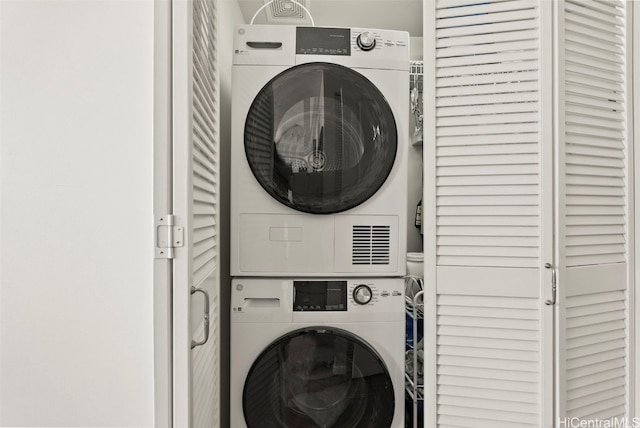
[265,0,309,20]
[352,225,390,265]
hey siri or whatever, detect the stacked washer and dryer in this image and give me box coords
[230,24,409,428]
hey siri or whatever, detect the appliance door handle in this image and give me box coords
[191,286,210,349]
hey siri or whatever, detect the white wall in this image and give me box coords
[0,1,155,426]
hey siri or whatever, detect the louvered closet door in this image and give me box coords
[172,0,221,427]
[426,1,554,427]
[556,0,631,424]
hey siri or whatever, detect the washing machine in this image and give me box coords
[231,25,409,277]
[230,277,405,428]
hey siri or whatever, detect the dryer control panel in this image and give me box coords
[295,27,408,56]
[234,25,409,71]
[296,27,351,56]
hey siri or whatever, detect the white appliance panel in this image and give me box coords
[230,278,405,428]
[238,213,335,273]
[231,25,409,276]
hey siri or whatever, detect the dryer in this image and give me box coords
[230,277,405,428]
[231,25,409,277]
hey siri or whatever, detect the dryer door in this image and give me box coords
[242,327,395,428]
[244,62,397,214]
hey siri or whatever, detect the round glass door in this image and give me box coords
[243,327,395,428]
[245,62,397,214]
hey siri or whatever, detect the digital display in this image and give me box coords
[293,281,347,311]
[296,27,351,56]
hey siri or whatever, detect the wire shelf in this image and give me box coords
[410,60,423,93]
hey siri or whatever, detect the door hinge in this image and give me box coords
[155,214,184,259]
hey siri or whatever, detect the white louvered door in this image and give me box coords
[426,1,554,426]
[172,0,221,427]
[556,0,632,424]
[425,1,633,427]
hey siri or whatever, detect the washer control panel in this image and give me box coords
[232,278,404,323]
[293,280,347,311]
[290,279,402,311]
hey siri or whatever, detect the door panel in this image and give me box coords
[427,1,633,425]
[173,0,220,427]
[557,0,631,423]
[426,1,554,426]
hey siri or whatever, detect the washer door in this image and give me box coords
[242,327,395,428]
[244,62,398,214]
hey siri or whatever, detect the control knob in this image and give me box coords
[353,284,373,305]
[356,32,376,51]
